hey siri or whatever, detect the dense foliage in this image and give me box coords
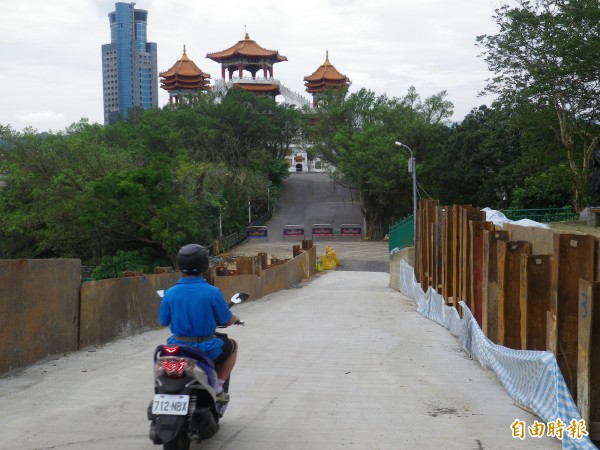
[426,102,572,209]
[477,0,600,211]
[4,0,600,265]
[305,87,453,239]
[0,90,301,278]
[306,0,600,238]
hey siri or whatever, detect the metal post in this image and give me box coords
[394,142,417,245]
[219,208,223,238]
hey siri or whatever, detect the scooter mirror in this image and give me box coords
[230,292,249,304]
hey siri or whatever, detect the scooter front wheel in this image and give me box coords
[163,431,190,450]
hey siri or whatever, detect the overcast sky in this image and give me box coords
[0,0,505,133]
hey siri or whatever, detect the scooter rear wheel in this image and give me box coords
[163,431,190,450]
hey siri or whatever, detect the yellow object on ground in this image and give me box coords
[321,253,337,270]
[325,246,341,266]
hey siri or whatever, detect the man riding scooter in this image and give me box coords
[158,244,241,407]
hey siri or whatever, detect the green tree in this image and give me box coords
[0,90,300,272]
[0,121,131,258]
[307,87,453,238]
[79,157,208,263]
[512,163,573,208]
[477,0,600,211]
[425,102,569,209]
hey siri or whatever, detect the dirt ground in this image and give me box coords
[219,220,600,270]
[214,238,390,273]
[549,220,600,238]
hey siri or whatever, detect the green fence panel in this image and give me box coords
[389,215,414,253]
[500,207,577,223]
[207,210,274,256]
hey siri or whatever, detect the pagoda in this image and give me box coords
[304,51,350,107]
[206,32,287,97]
[159,46,211,104]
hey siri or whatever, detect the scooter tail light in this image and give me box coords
[162,358,187,376]
[162,345,180,355]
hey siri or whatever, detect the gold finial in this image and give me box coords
[245,25,250,40]
[324,50,331,66]
[181,44,189,61]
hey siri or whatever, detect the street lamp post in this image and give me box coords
[215,197,227,239]
[219,207,223,238]
[394,141,417,245]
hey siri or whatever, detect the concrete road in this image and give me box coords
[231,239,391,273]
[0,271,560,450]
[232,171,390,272]
[267,172,364,242]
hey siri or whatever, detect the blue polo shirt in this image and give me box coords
[159,277,233,360]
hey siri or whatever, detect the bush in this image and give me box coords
[91,249,168,280]
[511,163,573,209]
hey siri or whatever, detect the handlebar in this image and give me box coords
[216,320,244,329]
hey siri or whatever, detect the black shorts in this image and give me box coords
[213,336,237,365]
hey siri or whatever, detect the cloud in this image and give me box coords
[14,111,65,121]
[0,0,502,131]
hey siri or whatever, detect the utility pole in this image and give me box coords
[394,141,417,245]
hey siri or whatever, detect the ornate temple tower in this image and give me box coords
[159,46,211,104]
[206,32,287,97]
[304,51,350,107]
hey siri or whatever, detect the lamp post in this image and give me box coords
[219,207,223,238]
[394,141,417,245]
[215,196,228,239]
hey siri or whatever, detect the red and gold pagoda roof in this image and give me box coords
[160,47,211,92]
[206,33,287,63]
[232,83,281,95]
[304,51,350,94]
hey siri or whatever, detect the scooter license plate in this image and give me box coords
[152,394,189,415]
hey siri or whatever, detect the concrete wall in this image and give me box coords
[389,247,415,291]
[502,223,556,255]
[1,246,317,375]
[0,259,81,374]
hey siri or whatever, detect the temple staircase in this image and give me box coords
[211,78,311,108]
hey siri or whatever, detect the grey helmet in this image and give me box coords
[177,244,209,275]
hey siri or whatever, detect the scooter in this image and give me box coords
[148,292,247,450]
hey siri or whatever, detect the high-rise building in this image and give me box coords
[101,2,158,124]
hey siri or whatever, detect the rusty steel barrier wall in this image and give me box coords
[213,246,316,302]
[79,272,181,348]
[0,247,316,375]
[0,259,82,374]
[409,199,600,442]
